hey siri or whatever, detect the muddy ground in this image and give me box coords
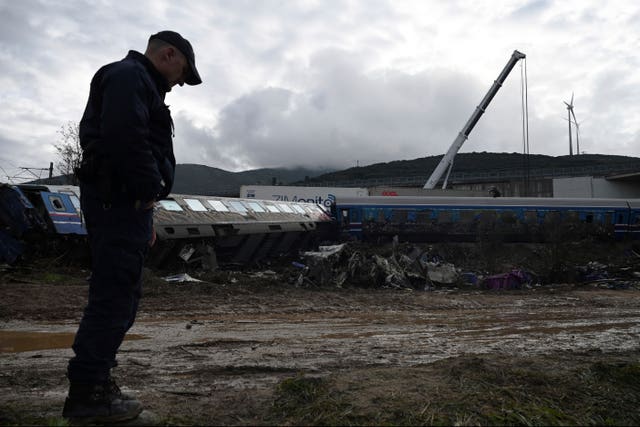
[1,241,640,425]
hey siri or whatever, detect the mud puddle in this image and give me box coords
[0,330,146,353]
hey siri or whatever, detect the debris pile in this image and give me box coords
[285,241,640,291]
[293,242,465,290]
[575,260,640,290]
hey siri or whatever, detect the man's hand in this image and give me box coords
[135,200,156,210]
[149,228,157,247]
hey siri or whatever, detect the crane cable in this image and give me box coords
[520,57,530,196]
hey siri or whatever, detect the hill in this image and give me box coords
[26,152,640,195]
[172,164,334,195]
[298,152,640,186]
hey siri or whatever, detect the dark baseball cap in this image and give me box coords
[149,30,202,85]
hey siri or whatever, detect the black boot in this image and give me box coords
[107,377,136,401]
[62,380,143,424]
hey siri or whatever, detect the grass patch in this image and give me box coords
[265,355,640,426]
[0,409,69,427]
[268,374,355,426]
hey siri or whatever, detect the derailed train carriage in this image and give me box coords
[0,183,334,266]
[0,184,86,264]
[335,196,640,243]
[149,193,334,267]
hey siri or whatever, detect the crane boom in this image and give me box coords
[423,50,526,189]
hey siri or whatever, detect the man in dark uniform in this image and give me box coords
[63,31,202,424]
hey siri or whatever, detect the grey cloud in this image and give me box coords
[182,49,506,171]
[1,0,638,179]
[510,0,551,20]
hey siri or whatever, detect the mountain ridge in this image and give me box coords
[27,152,640,196]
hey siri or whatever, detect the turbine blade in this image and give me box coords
[570,92,574,105]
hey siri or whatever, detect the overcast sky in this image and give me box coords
[1,0,639,182]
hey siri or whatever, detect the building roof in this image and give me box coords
[606,171,640,182]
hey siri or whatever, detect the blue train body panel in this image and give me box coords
[39,191,86,235]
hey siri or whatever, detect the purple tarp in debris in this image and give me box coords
[482,269,531,290]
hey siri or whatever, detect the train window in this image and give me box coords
[158,200,183,211]
[302,205,318,214]
[604,213,612,224]
[48,195,66,211]
[185,198,207,212]
[391,209,408,223]
[207,200,229,212]
[68,195,81,213]
[277,203,294,213]
[229,201,248,214]
[292,205,307,214]
[416,210,431,223]
[478,210,497,222]
[544,211,561,224]
[349,207,361,222]
[500,210,517,224]
[341,209,350,225]
[524,210,537,223]
[247,202,266,213]
[363,208,377,221]
[264,204,281,213]
[460,210,475,223]
[438,210,453,223]
[565,211,579,222]
[585,213,594,223]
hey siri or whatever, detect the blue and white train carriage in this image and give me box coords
[335,196,640,242]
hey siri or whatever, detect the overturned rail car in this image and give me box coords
[0,183,334,266]
[150,194,334,267]
[336,196,640,243]
[0,183,85,264]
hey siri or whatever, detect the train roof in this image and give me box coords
[335,196,639,209]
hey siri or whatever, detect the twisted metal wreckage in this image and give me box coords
[0,183,334,268]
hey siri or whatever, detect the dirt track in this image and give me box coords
[2,267,640,424]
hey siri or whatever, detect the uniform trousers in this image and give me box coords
[67,183,153,383]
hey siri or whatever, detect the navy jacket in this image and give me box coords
[79,50,175,201]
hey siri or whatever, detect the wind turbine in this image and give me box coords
[568,95,580,155]
[563,104,583,155]
[564,93,575,156]
[573,117,582,155]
